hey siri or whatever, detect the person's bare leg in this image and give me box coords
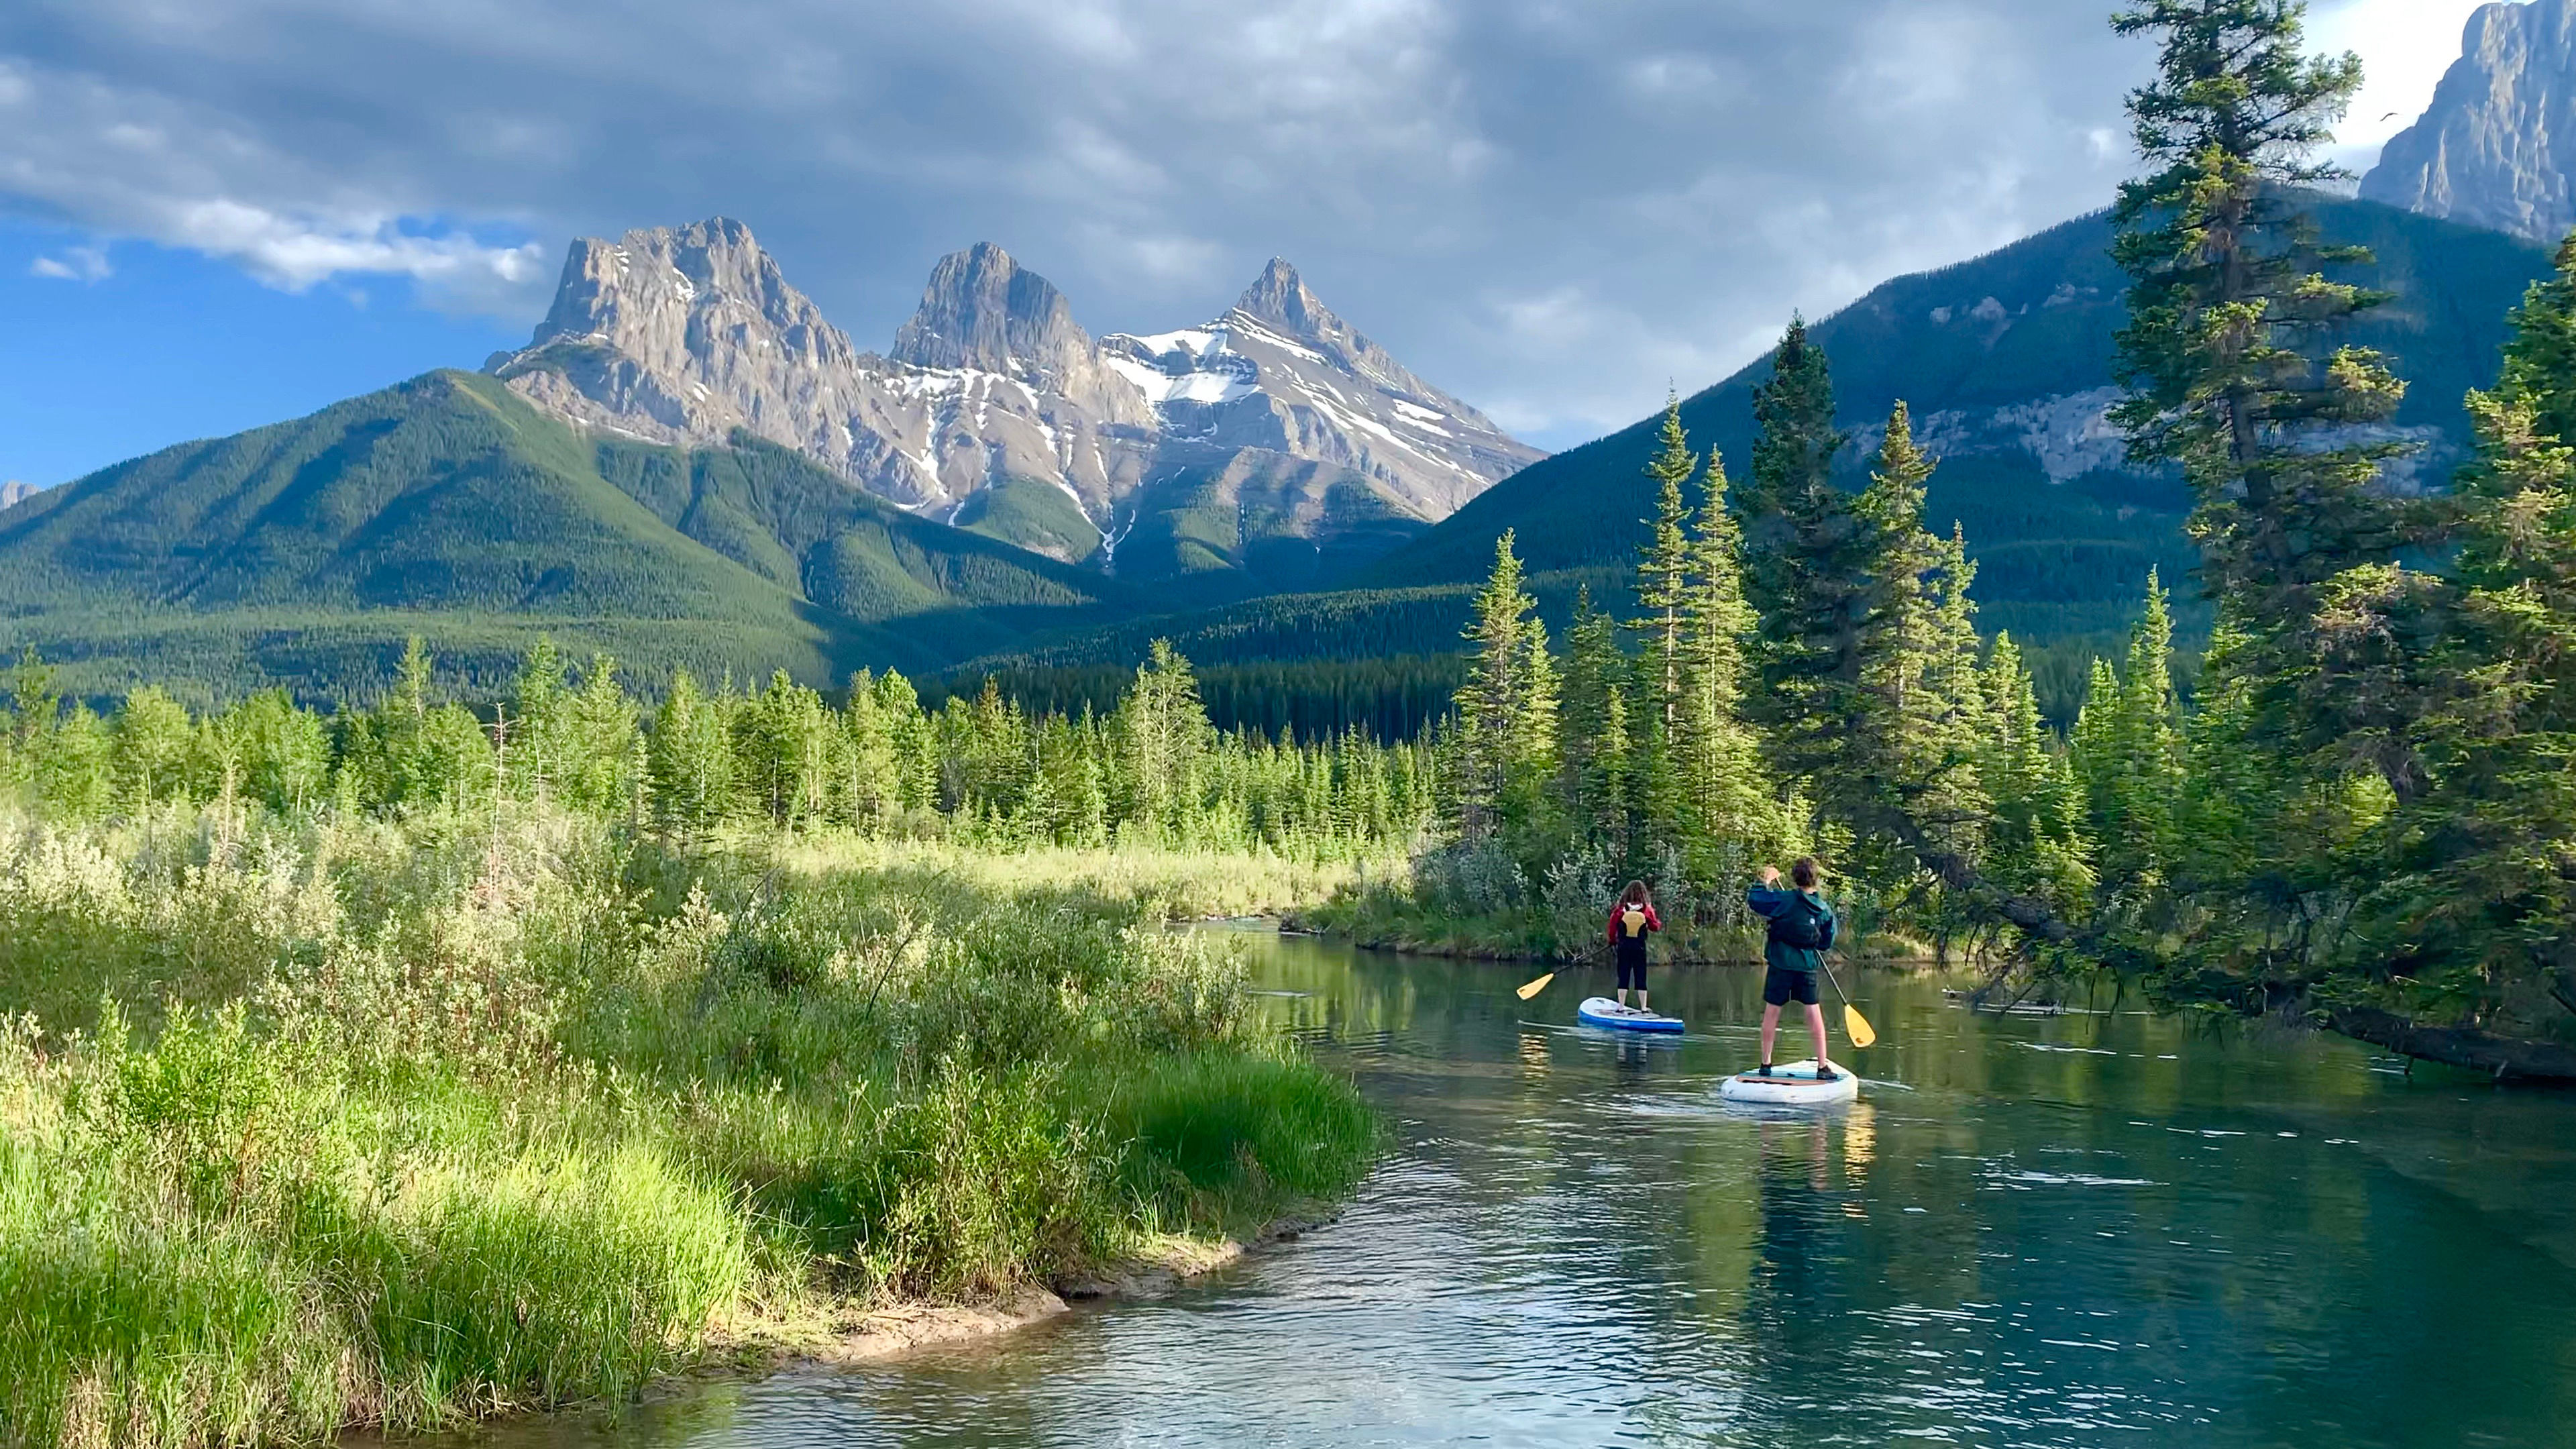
[1759,1003,1782,1067]
[1637,985,1650,1012]
[1805,1002,1831,1072]
[1615,986,1629,1008]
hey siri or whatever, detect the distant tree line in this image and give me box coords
[0,637,1435,857]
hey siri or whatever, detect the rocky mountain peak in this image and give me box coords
[492,218,1540,578]
[0,480,35,513]
[522,215,859,373]
[890,242,1084,378]
[2362,0,2576,241]
[1235,258,1328,335]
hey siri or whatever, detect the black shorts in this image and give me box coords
[1615,953,1648,991]
[1762,965,1820,1006]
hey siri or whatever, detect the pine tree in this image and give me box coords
[561,653,637,816]
[36,704,113,820]
[1853,402,1945,796]
[511,637,574,804]
[2320,234,2576,1021]
[841,669,904,828]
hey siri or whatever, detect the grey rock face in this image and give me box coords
[2363,0,2576,241]
[491,221,1148,535]
[1101,259,1544,521]
[888,243,1151,429]
[490,222,1538,570]
[0,480,34,513]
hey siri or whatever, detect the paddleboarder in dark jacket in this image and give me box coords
[1747,858,1839,1081]
[1607,880,1662,1012]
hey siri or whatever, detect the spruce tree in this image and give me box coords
[1738,321,1870,796]
[648,669,733,833]
[1634,393,1696,732]
[1457,531,1539,843]
[1559,586,1633,851]
[2071,575,2185,895]
[112,687,195,808]
[1678,448,1771,864]
[1112,641,1210,839]
[1980,635,2095,912]
[2110,1,2416,767]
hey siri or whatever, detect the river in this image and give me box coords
[456,927,2576,1448]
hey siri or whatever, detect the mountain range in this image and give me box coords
[486,221,1540,600]
[9,16,2574,722]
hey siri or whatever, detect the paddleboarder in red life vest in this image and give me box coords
[1607,880,1662,1012]
[1748,858,1839,1081]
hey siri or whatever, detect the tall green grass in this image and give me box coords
[0,808,1377,1444]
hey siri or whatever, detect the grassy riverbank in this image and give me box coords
[0,808,1375,1446]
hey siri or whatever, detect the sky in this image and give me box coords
[0,0,2506,488]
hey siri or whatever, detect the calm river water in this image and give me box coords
[454,928,2576,1448]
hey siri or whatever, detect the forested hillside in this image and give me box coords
[1358,195,2552,645]
[0,372,1145,702]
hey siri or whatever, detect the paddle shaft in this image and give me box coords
[1817,955,1878,1049]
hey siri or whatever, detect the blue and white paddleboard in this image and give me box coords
[1717,1059,1860,1105]
[1577,996,1685,1034]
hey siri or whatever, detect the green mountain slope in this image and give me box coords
[1355,195,2552,643]
[1105,451,1435,604]
[0,371,1142,701]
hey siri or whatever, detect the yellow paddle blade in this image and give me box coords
[1843,1004,1879,1049]
[1515,972,1556,1002]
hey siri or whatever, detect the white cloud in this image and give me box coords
[30,243,111,280]
[162,199,546,294]
[0,56,547,311]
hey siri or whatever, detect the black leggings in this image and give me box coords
[1616,952,1648,991]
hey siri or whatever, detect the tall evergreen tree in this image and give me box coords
[1112,641,1210,839]
[1558,586,1633,852]
[1979,634,2095,914]
[648,669,733,833]
[1634,393,1697,732]
[1738,321,1870,798]
[1678,447,1772,863]
[1456,531,1540,843]
[112,687,195,808]
[2072,574,2186,895]
[2109,1,2416,775]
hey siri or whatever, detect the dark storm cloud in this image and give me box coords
[3,0,2190,444]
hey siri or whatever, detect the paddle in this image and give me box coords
[1817,956,1878,1049]
[1515,971,1556,1001]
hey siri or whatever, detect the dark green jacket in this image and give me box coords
[1748,886,1836,973]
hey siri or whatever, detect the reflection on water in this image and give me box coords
[446,931,2576,1448]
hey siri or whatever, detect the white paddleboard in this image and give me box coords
[1576,996,1684,1034]
[1718,1059,1860,1104]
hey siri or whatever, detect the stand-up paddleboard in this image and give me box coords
[1718,1059,1860,1104]
[1577,996,1685,1034]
